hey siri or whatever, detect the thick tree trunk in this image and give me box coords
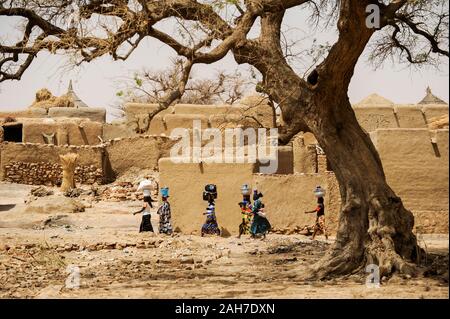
[304,96,421,279]
[230,3,421,279]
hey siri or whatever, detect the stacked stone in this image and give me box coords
[99,182,144,202]
[74,165,103,185]
[5,162,61,186]
[4,161,104,186]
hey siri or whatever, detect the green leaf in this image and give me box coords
[135,77,143,87]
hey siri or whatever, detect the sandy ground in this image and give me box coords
[0,182,448,299]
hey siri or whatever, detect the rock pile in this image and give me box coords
[4,161,103,186]
[270,226,312,235]
[0,239,163,253]
[25,195,86,214]
[98,182,145,201]
[30,186,54,197]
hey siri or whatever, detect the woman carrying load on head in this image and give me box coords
[133,199,154,233]
[201,184,221,236]
[157,187,173,235]
[250,189,271,240]
[238,184,253,238]
[304,186,328,240]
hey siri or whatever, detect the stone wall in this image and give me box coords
[0,142,105,183]
[4,161,103,186]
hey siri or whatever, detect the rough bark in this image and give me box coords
[305,97,420,279]
[232,1,422,279]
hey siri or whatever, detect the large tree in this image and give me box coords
[0,0,448,278]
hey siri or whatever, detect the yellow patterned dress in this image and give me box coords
[238,201,253,236]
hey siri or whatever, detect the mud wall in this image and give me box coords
[122,100,275,137]
[159,159,255,235]
[1,107,106,123]
[353,104,448,132]
[370,128,449,232]
[253,172,341,234]
[103,122,136,141]
[48,107,106,123]
[0,108,47,119]
[22,119,103,146]
[105,135,176,178]
[293,136,318,174]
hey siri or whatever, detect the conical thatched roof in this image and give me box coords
[418,87,447,105]
[67,80,88,108]
[355,93,394,106]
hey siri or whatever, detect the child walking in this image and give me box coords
[304,186,328,240]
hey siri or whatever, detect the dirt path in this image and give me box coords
[0,182,448,299]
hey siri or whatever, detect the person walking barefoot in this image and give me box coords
[304,186,328,240]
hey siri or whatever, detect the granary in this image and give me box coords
[419,86,447,105]
[355,93,394,107]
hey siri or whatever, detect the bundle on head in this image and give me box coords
[60,153,78,192]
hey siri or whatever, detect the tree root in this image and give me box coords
[304,236,423,281]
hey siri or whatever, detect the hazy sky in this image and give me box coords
[0,6,448,122]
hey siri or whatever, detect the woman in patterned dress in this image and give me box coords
[201,184,221,236]
[238,199,253,238]
[250,190,271,239]
[238,184,253,238]
[157,187,173,235]
[201,202,221,236]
